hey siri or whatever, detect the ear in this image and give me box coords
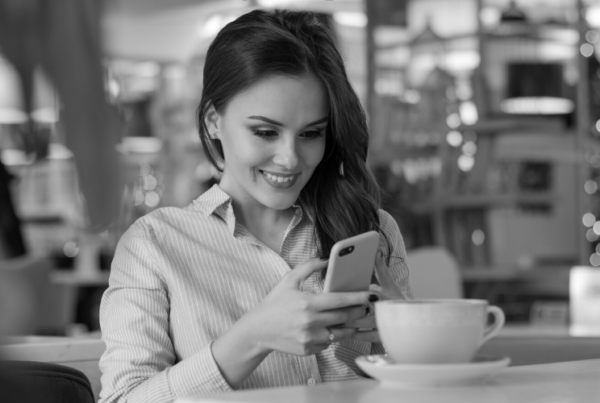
[204,104,221,139]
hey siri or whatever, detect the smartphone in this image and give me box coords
[323,231,380,293]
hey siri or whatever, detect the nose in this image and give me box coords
[272,137,299,170]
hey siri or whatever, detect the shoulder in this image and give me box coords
[135,205,209,232]
[377,209,401,237]
[377,209,407,255]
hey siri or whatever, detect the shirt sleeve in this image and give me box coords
[371,209,413,356]
[99,221,233,403]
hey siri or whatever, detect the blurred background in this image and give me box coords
[1,0,600,344]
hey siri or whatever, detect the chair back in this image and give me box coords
[1,360,95,403]
[406,247,463,299]
[1,336,105,400]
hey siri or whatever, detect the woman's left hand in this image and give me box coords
[341,250,408,343]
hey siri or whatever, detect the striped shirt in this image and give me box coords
[99,184,412,403]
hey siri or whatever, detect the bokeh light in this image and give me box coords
[462,141,477,156]
[593,221,600,235]
[472,229,485,246]
[581,43,595,57]
[446,131,463,147]
[585,180,598,195]
[587,29,600,43]
[446,113,461,129]
[458,155,475,171]
[63,242,79,258]
[583,213,596,227]
[145,191,160,207]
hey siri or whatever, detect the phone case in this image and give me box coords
[323,230,380,293]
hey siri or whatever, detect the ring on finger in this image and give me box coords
[327,327,335,343]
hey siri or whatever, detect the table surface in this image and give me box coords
[176,359,600,403]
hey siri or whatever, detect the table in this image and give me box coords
[176,359,600,403]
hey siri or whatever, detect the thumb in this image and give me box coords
[284,257,328,288]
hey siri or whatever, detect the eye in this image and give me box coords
[253,130,278,139]
[301,130,325,139]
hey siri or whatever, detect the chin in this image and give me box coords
[259,192,299,210]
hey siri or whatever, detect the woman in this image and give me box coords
[99,9,412,403]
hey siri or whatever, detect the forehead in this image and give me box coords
[222,74,329,122]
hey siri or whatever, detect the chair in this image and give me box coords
[0,360,95,403]
[1,336,106,400]
[406,246,463,299]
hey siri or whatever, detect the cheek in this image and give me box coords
[226,141,270,170]
[220,129,265,168]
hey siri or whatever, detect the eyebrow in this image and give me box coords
[247,116,328,127]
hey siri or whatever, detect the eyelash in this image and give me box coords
[253,130,324,140]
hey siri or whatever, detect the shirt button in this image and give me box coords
[307,378,316,386]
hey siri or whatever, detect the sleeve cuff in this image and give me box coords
[371,342,386,355]
[168,343,234,397]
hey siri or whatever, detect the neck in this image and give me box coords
[232,199,293,235]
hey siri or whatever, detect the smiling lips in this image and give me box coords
[260,170,298,189]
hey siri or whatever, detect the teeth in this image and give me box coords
[264,172,294,183]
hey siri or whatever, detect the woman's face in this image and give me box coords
[207,74,328,212]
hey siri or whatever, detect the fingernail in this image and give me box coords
[369,294,379,302]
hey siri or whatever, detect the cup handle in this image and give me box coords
[480,305,505,346]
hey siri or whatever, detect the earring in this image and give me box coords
[339,162,344,176]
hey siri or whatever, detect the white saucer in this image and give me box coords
[355,354,511,388]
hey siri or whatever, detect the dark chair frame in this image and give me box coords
[1,360,95,403]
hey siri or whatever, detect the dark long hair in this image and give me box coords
[197,9,387,260]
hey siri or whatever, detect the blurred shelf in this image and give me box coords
[375,144,439,161]
[458,117,565,134]
[50,270,110,286]
[413,192,557,213]
[461,266,571,297]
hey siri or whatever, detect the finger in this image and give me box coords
[351,330,381,343]
[343,315,377,329]
[312,291,380,311]
[326,327,356,343]
[313,305,368,327]
[308,344,330,355]
[368,284,382,292]
[284,258,328,288]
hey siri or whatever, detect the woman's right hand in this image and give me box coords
[243,257,376,356]
[211,257,376,388]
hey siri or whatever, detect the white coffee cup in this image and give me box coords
[375,299,505,365]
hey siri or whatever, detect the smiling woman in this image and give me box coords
[206,74,327,221]
[98,9,412,403]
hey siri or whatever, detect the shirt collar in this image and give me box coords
[190,184,305,224]
[190,184,232,218]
